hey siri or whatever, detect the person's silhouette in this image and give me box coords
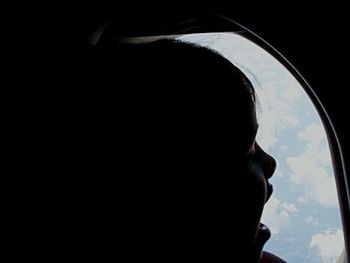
[75,38,285,262]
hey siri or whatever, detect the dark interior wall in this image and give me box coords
[39,2,349,258]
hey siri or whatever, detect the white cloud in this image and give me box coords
[306,215,314,223]
[254,76,301,151]
[309,176,339,207]
[281,81,302,100]
[287,123,337,207]
[298,122,326,145]
[287,157,337,207]
[280,145,289,150]
[273,165,285,178]
[310,229,344,263]
[305,215,318,225]
[256,94,299,151]
[261,196,292,234]
[280,202,298,213]
[297,196,307,203]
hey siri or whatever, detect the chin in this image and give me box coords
[249,223,272,262]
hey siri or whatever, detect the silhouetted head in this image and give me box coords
[81,38,277,262]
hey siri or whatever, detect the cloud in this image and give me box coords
[254,87,300,151]
[298,122,325,145]
[261,196,296,234]
[306,216,314,223]
[297,196,307,203]
[305,215,319,225]
[297,122,332,166]
[310,229,344,263]
[253,72,302,151]
[256,110,279,150]
[273,166,285,178]
[287,123,337,207]
[281,81,302,101]
[280,202,298,213]
[309,176,338,207]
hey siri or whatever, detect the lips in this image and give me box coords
[266,183,273,203]
[251,184,273,260]
[251,222,272,261]
[258,223,271,243]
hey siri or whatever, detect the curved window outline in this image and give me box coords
[178,31,345,262]
[93,12,349,261]
[223,18,350,260]
[172,12,350,260]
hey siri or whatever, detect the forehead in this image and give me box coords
[233,100,258,155]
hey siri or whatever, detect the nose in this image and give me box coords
[264,154,277,180]
[256,144,276,180]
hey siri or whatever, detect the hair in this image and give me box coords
[86,38,258,156]
[99,38,256,101]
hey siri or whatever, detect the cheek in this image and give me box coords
[244,175,267,216]
[233,176,266,251]
[240,166,268,238]
[246,164,268,204]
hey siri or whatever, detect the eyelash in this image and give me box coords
[249,144,257,157]
[249,143,264,162]
[246,149,257,163]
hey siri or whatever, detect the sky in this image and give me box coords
[179,33,345,263]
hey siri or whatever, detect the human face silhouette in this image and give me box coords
[243,107,277,261]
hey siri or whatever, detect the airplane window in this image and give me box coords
[178,33,345,263]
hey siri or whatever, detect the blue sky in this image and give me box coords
[179,33,344,263]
